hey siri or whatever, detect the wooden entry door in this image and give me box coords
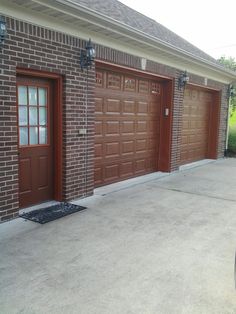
[17,78,53,208]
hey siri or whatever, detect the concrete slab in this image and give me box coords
[151,158,236,202]
[1,158,236,313]
[94,171,170,196]
[179,158,215,171]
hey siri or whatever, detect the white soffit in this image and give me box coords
[1,0,236,83]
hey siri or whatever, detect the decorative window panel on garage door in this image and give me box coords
[94,68,162,187]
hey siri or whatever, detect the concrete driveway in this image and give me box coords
[1,158,236,314]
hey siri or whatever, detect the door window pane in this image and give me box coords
[29,127,38,145]
[19,127,28,145]
[19,106,28,126]
[18,85,49,146]
[38,88,47,106]
[39,107,47,125]
[29,107,38,125]
[18,86,27,105]
[39,127,47,144]
[29,87,37,106]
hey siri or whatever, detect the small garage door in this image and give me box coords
[95,68,162,187]
[180,86,212,165]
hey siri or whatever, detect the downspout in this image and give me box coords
[225,81,236,154]
[225,89,231,154]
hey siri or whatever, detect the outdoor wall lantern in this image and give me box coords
[228,84,236,98]
[80,38,96,71]
[0,17,7,46]
[178,71,189,90]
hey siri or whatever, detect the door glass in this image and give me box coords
[39,127,47,144]
[39,107,47,125]
[38,88,47,106]
[18,86,27,105]
[29,127,38,145]
[28,87,37,106]
[19,127,28,145]
[29,107,38,125]
[19,106,28,126]
[18,85,49,146]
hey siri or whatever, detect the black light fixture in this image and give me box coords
[228,84,236,98]
[178,71,189,90]
[0,16,7,45]
[80,38,96,71]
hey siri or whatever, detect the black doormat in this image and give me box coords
[19,202,86,224]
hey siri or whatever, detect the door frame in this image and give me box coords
[16,68,63,204]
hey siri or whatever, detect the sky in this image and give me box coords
[119,0,236,60]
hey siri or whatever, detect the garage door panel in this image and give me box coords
[95,97,103,113]
[181,135,188,145]
[149,120,158,132]
[180,151,188,161]
[95,143,103,159]
[137,102,148,114]
[105,121,120,135]
[138,80,149,94]
[120,161,134,177]
[148,138,157,150]
[182,120,189,129]
[105,142,120,157]
[107,73,122,90]
[135,159,146,172]
[106,99,121,114]
[136,151,148,160]
[122,141,135,154]
[180,87,212,165]
[121,121,135,134]
[183,106,191,115]
[94,167,103,186]
[124,77,136,91]
[136,139,147,151]
[104,164,119,181]
[95,121,103,136]
[149,101,160,114]
[123,100,135,114]
[95,68,161,187]
[147,158,157,171]
[136,121,147,132]
[191,90,198,100]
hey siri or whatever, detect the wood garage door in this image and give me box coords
[180,86,212,165]
[95,68,162,187]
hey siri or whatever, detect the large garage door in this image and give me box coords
[180,86,212,165]
[95,68,162,187]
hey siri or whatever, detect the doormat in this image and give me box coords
[19,202,86,224]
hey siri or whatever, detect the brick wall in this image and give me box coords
[0,16,228,222]
[0,16,95,222]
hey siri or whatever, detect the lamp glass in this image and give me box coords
[0,19,6,41]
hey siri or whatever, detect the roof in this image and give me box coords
[70,0,220,66]
[2,0,236,81]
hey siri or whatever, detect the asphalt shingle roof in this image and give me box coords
[72,0,220,65]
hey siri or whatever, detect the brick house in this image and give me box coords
[1,0,236,222]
